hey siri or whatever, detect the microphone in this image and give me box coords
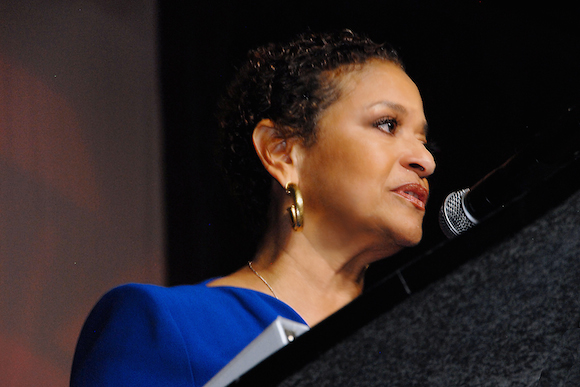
[439,105,580,239]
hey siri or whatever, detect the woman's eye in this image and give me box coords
[373,117,398,134]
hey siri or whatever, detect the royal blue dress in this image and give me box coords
[70,279,307,386]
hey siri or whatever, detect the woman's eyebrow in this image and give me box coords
[368,100,408,114]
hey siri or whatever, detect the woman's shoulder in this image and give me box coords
[72,283,210,386]
[101,281,209,302]
[101,278,258,299]
[72,280,306,386]
[94,280,269,315]
[91,280,219,317]
[91,279,306,328]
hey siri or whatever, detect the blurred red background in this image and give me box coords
[0,2,164,385]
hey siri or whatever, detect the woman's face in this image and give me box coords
[296,60,435,255]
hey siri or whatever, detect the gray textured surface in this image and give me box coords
[278,189,580,386]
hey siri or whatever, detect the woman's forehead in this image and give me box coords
[330,61,423,113]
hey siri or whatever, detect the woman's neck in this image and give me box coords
[210,202,402,326]
[249,225,383,326]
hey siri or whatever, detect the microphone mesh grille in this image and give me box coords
[439,188,477,238]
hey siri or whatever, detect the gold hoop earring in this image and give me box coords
[285,182,304,231]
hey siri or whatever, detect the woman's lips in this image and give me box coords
[392,183,429,210]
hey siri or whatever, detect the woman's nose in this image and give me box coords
[401,141,436,178]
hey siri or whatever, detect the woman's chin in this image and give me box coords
[393,227,424,248]
[368,229,423,259]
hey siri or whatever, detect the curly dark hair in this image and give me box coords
[218,29,403,242]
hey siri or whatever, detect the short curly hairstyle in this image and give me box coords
[218,29,403,242]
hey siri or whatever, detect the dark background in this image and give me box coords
[159,1,580,286]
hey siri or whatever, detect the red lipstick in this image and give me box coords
[392,183,429,210]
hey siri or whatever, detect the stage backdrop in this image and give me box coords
[0,1,164,386]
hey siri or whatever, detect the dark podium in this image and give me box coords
[232,155,580,385]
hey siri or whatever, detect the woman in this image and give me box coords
[70,30,435,386]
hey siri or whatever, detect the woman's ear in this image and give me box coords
[253,119,300,187]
